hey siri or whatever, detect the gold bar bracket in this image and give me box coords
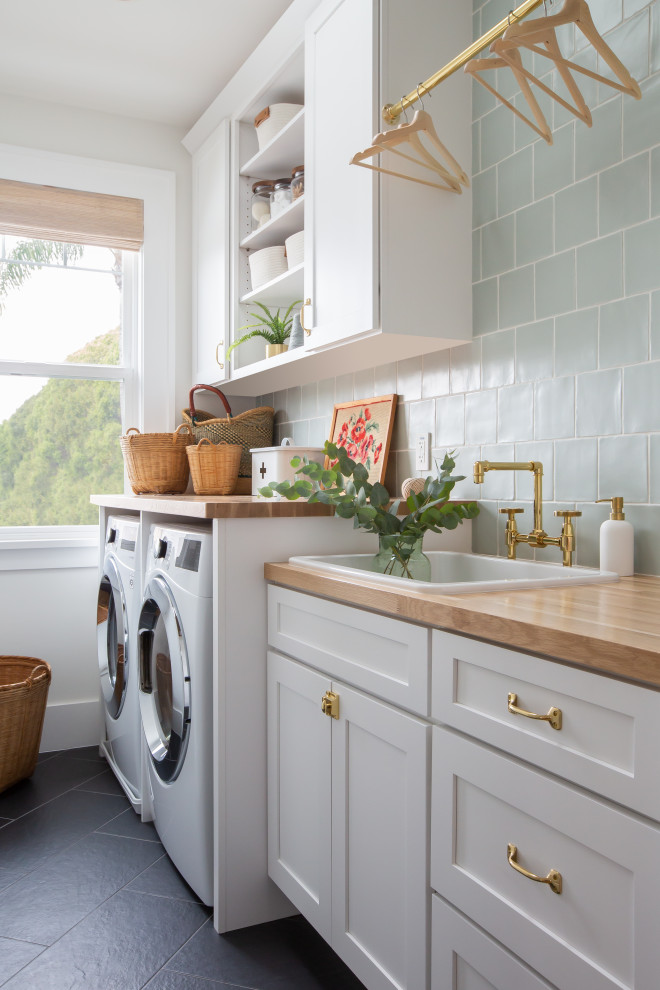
[382,0,545,124]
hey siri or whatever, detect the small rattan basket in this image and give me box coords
[187,438,242,495]
[0,657,52,794]
[120,424,193,494]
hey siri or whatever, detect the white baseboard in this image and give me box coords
[40,698,103,753]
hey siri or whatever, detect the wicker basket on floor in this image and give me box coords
[120,424,193,494]
[0,657,52,794]
[187,438,242,495]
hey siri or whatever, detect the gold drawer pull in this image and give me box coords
[508,692,562,730]
[507,843,562,895]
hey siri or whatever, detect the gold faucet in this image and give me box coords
[473,461,581,567]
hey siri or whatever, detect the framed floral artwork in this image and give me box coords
[327,394,397,485]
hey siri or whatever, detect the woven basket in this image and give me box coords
[120,424,193,494]
[0,657,52,794]
[182,385,274,478]
[187,439,242,495]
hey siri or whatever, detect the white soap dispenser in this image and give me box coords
[596,497,634,575]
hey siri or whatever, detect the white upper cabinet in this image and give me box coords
[192,121,230,384]
[302,0,378,349]
[185,0,472,395]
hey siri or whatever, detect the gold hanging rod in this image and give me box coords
[382,0,545,124]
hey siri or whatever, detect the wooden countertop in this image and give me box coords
[90,494,471,520]
[90,493,334,519]
[264,562,660,689]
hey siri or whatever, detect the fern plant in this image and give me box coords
[226,300,301,362]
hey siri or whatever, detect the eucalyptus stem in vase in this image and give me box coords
[258,441,480,580]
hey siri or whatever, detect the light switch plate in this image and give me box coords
[415,433,431,471]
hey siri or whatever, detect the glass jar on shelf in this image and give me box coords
[291,165,304,200]
[270,178,292,219]
[251,180,274,230]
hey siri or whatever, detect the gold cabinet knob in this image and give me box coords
[215,343,224,370]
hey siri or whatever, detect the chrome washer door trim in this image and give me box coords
[138,575,191,783]
[97,556,129,720]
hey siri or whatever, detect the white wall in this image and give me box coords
[0,93,193,749]
[0,560,101,751]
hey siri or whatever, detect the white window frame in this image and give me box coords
[0,143,176,567]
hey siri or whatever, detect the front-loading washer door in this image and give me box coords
[138,575,191,783]
[97,557,129,720]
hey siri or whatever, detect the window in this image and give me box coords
[0,235,136,525]
[0,148,176,553]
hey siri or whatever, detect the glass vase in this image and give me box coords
[372,535,431,581]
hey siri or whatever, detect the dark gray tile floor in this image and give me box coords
[0,748,367,990]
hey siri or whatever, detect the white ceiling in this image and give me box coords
[0,0,295,130]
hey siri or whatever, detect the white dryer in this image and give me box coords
[138,522,214,906]
[97,514,142,810]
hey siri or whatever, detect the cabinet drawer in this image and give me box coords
[431,726,660,990]
[432,630,660,820]
[432,896,555,990]
[268,586,429,714]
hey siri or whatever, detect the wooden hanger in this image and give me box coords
[351,108,469,193]
[465,47,554,143]
[492,28,592,127]
[496,0,641,102]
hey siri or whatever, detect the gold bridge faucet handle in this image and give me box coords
[554,510,582,568]
[499,507,524,559]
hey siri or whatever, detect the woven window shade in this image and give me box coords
[0,178,144,251]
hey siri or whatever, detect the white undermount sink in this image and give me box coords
[287,551,620,595]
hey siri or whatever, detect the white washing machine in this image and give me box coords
[138,522,214,906]
[97,514,142,810]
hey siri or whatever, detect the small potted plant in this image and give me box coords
[259,441,479,580]
[226,300,302,362]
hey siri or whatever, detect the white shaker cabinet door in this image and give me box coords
[267,650,332,942]
[303,0,378,348]
[192,119,230,384]
[331,681,430,990]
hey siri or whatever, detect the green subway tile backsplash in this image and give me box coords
[575,97,622,180]
[515,319,554,382]
[599,153,650,235]
[267,3,660,573]
[555,308,599,376]
[535,250,576,317]
[625,218,660,293]
[576,233,623,306]
[555,176,598,250]
[499,265,535,329]
[515,197,554,264]
[599,295,650,367]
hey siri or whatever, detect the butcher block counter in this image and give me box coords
[90,493,335,519]
[264,561,660,689]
